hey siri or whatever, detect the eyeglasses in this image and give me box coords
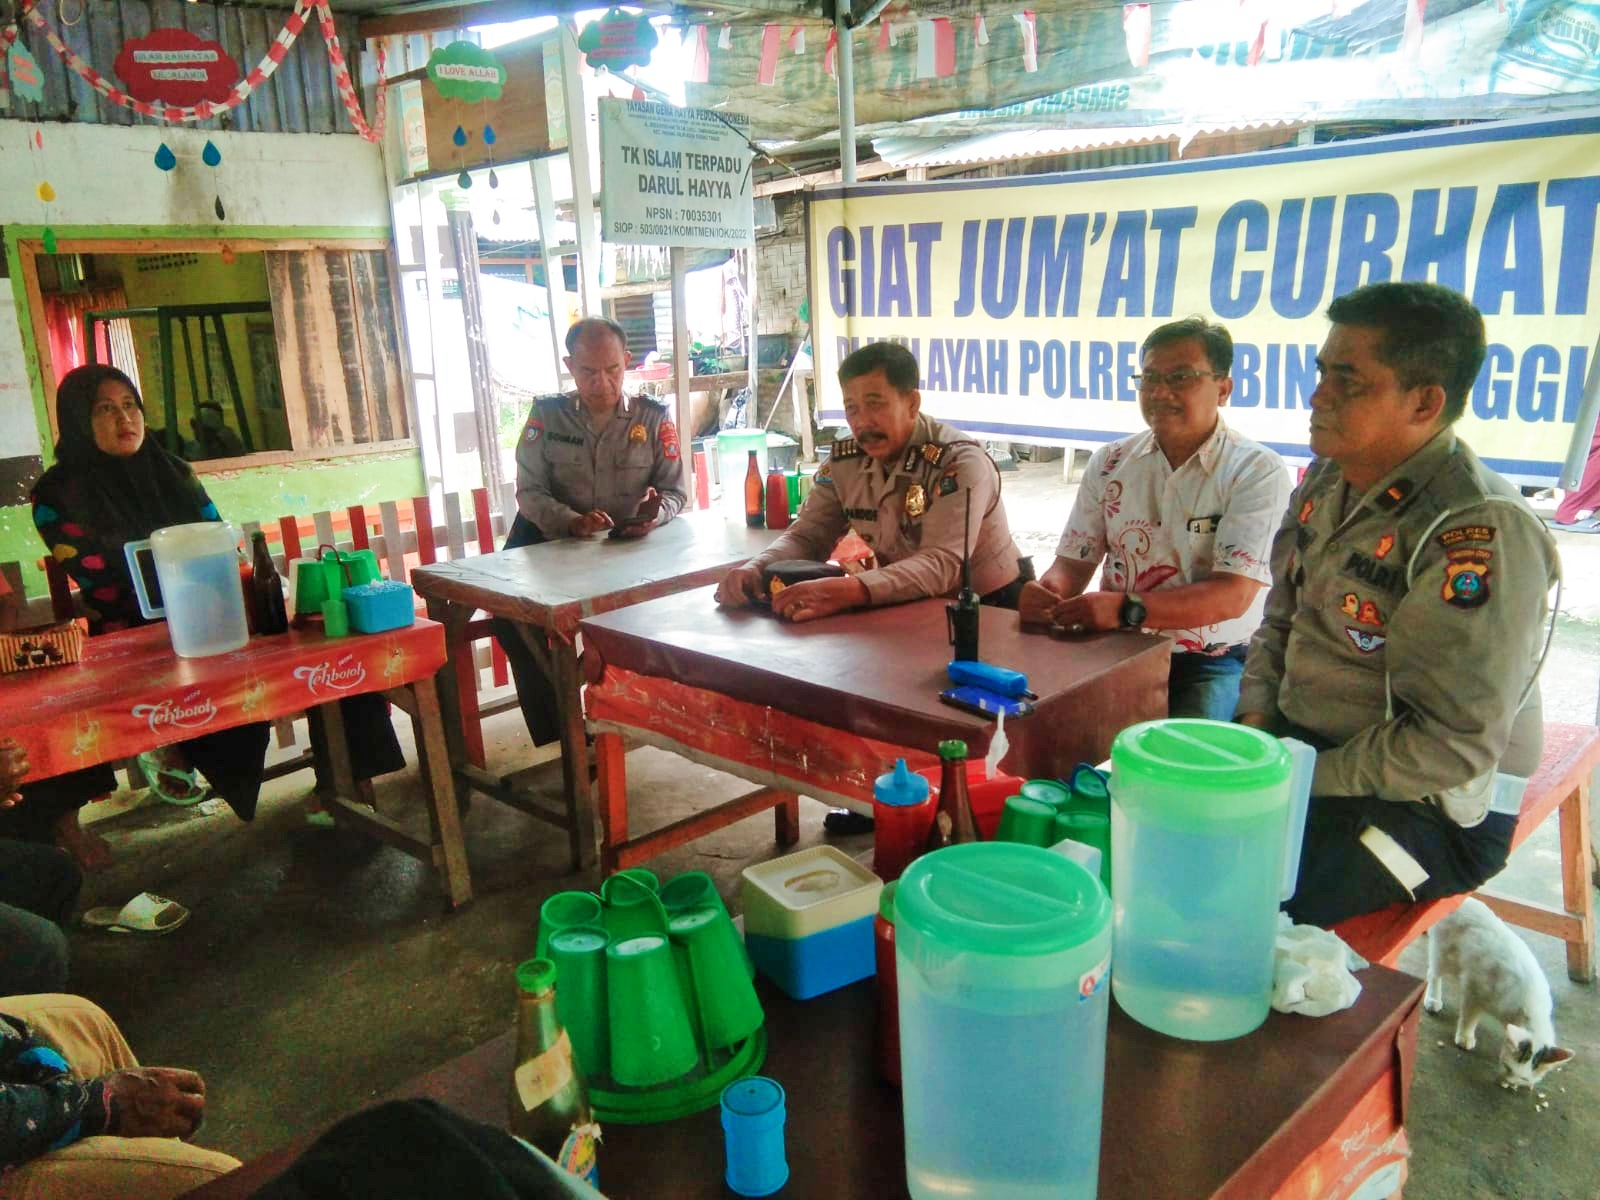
[1131,369,1223,392]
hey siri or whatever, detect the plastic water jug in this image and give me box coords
[1109,719,1292,1041]
[123,522,249,658]
[896,843,1112,1200]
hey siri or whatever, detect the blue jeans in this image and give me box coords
[1167,645,1248,720]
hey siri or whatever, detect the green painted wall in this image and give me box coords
[2,222,425,599]
[1,451,424,595]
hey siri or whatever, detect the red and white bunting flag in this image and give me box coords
[789,25,805,54]
[1247,17,1267,64]
[1402,0,1426,59]
[889,20,900,47]
[824,27,838,75]
[718,24,732,50]
[974,14,989,46]
[877,20,890,51]
[916,17,956,78]
[690,25,710,83]
[1014,10,1038,72]
[757,23,781,84]
[1122,4,1151,67]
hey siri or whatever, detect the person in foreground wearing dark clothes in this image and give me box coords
[0,740,81,995]
[495,317,687,745]
[251,1099,604,1200]
[1236,282,1559,927]
[22,366,403,867]
[0,993,239,1199]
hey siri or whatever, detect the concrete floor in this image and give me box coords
[61,458,1600,1197]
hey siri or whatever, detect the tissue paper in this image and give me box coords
[1271,914,1369,1017]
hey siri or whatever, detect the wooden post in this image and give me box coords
[442,192,507,506]
[671,247,695,507]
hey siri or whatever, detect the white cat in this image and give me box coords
[1423,897,1575,1090]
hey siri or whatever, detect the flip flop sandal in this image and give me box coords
[82,892,191,935]
[136,752,211,807]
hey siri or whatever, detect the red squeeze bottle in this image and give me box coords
[875,882,901,1086]
[873,758,933,882]
[765,471,790,529]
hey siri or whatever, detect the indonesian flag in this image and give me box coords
[1014,10,1038,73]
[1122,4,1151,67]
[789,25,805,54]
[757,24,781,85]
[1247,17,1268,64]
[877,21,891,51]
[690,25,710,83]
[718,24,732,50]
[1402,0,1426,60]
[917,17,956,78]
[824,27,838,75]
[974,14,989,45]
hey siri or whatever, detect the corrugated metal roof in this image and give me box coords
[874,119,1297,167]
[6,0,366,134]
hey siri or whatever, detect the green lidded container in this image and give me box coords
[1108,719,1292,1042]
[1018,779,1072,811]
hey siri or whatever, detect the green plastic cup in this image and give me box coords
[1054,808,1112,890]
[537,890,603,959]
[547,926,611,1080]
[321,596,350,638]
[1068,764,1111,815]
[602,871,669,945]
[293,559,329,617]
[671,906,764,1051]
[997,795,1059,847]
[1019,779,1072,811]
[607,934,700,1088]
[660,870,724,916]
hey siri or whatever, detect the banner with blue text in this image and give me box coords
[808,113,1600,479]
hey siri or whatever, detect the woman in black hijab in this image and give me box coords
[18,366,403,869]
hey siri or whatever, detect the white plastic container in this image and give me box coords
[740,845,881,940]
[123,521,248,658]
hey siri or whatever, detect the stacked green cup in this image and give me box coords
[548,926,611,1079]
[672,906,764,1051]
[537,890,605,959]
[1019,779,1072,811]
[602,871,667,944]
[1055,766,1112,890]
[660,870,725,917]
[996,795,1059,847]
[607,933,700,1087]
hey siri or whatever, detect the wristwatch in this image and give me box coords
[1119,593,1147,630]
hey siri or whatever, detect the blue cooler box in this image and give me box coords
[744,915,876,1000]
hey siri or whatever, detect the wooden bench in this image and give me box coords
[1334,722,1600,983]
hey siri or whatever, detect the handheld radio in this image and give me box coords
[946,488,981,662]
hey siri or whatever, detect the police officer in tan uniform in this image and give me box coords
[498,317,687,744]
[1237,282,1560,927]
[716,341,1028,623]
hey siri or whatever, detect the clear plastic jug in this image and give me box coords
[1109,719,1292,1041]
[123,522,249,658]
[896,842,1112,1200]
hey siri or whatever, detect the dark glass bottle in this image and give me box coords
[508,959,600,1187]
[925,739,977,852]
[249,532,288,636]
[744,450,765,528]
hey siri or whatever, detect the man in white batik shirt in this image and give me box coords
[1039,316,1291,719]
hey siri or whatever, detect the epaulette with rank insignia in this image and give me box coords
[1375,480,1413,511]
[831,438,864,459]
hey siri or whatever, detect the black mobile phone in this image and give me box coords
[938,685,1034,719]
[607,516,653,540]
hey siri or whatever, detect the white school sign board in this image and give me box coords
[807,112,1600,481]
[598,98,753,250]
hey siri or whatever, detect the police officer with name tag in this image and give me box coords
[1236,282,1560,927]
[496,317,687,745]
[716,340,1031,623]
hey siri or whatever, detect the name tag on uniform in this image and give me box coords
[1186,514,1222,534]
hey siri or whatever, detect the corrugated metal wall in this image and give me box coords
[4,0,366,134]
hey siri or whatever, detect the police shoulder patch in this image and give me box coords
[1437,524,1495,550]
[1441,548,1492,609]
[815,462,835,487]
[938,469,959,497]
[523,418,544,442]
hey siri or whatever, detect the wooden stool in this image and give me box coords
[1335,722,1600,982]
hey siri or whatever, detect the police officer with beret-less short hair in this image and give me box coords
[1237,282,1560,928]
[716,341,1028,624]
[496,317,688,744]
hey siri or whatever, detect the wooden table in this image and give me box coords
[179,966,1423,1199]
[580,589,1171,873]
[0,620,471,909]
[410,511,776,871]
